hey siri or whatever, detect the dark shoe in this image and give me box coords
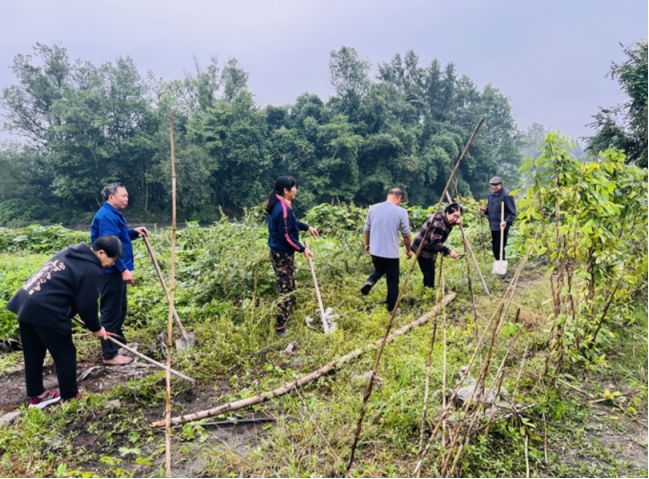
[360,281,374,296]
[61,392,83,403]
[29,389,61,409]
[276,324,286,335]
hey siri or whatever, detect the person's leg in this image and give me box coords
[271,252,295,331]
[491,230,501,260]
[19,321,47,398]
[99,272,126,360]
[384,258,400,312]
[361,255,386,295]
[36,325,78,400]
[417,256,436,289]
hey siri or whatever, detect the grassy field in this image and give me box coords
[0,210,646,477]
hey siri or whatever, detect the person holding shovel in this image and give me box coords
[479,176,516,261]
[5,236,123,408]
[266,176,319,335]
[91,182,149,365]
[360,188,412,314]
[411,203,464,290]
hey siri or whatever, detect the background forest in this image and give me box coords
[0,43,581,226]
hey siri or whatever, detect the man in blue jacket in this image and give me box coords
[479,176,516,261]
[91,183,149,365]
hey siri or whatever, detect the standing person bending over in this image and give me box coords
[266,176,319,335]
[478,176,516,260]
[91,183,149,365]
[6,236,123,408]
[411,203,463,290]
[361,188,412,313]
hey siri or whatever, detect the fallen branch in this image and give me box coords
[151,293,457,428]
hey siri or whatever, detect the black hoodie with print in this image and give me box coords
[6,243,103,332]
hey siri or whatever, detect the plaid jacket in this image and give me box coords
[411,211,453,260]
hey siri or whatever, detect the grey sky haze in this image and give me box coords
[1,0,647,140]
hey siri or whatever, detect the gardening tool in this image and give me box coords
[491,202,508,275]
[304,244,338,334]
[72,317,195,383]
[143,235,196,350]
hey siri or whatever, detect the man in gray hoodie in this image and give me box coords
[479,176,517,260]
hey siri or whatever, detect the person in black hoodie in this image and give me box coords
[265,176,319,335]
[6,236,123,408]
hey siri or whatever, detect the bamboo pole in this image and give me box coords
[151,293,457,428]
[164,110,178,478]
[72,317,195,383]
[345,118,485,477]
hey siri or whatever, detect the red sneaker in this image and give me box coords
[61,392,83,403]
[29,390,61,409]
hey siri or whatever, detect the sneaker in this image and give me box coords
[275,323,287,335]
[61,392,83,403]
[360,281,374,296]
[388,307,401,316]
[29,390,61,409]
[103,354,134,366]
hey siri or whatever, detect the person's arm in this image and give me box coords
[403,235,412,259]
[429,217,451,256]
[129,227,149,239]
[283,210,306,252]
[364,233,370,253]
[504,195,516,226]
[75,273,103,332]
[363,210,372,253]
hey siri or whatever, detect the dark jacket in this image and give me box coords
[484,187,516,231]
[411,211,454,260]
[6,243,104,332]
[267,196,309,253]
[91,202,139,274]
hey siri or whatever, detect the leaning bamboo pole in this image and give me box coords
[151,293,456,428]
[164,110,177,478]
[345,118,485,476]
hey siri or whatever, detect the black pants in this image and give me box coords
[417,255,437,289]
[367,256,400,312]
[100,271,127,359]
[491,227,510,260]
[20,321,78,399]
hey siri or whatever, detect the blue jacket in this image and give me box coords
[484,187,517,231]
[91,203,139,274]
[267,196,309,253]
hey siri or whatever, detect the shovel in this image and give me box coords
[305,244,338,334]
[491,202,508,275]
[143,235,196,350]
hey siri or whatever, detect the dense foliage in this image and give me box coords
[587,39,648,167]
[0,44,522,226]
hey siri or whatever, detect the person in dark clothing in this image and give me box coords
[411,203,464,290]
[6,236,123,408]
[479,176,516,260]
[91,183,149,365]
[266,176,319,334]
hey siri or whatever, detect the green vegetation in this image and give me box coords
[0,43,522,226]
[0,141,645,476]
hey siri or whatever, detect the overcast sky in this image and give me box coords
[1,0,646,141]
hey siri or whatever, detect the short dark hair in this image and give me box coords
[445,203,463,215]
[102,182,125,201]
[388,188,404,198]
[92,235,124,259]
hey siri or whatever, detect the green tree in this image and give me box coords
[587,39,648,167]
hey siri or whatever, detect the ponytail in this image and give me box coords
[265,176,297,214]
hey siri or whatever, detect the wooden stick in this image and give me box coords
[346,118,485,477]
[445,190,490,298]
[142,235,191,342]
[165,110,178,478]
[525,434,530,478]
[72,317,195,383]
[151,293,457,428]
[306,248,329,334]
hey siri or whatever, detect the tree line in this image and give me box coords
[0,41,645,227]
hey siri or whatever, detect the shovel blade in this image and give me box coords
[491,260,508,275]
[175,331,196,351]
